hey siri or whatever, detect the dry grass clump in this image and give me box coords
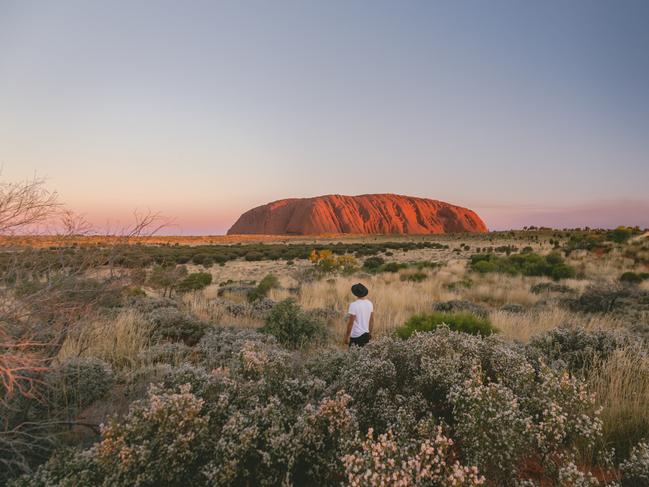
[491,309,627,343]
[182,293,264,328]
[588,347,649,458]
[461,274,540,306]
[295,272,458,334]
[58,309,152,369]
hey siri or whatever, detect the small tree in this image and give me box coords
[148,264,188,297]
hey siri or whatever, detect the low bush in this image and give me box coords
[175,272,212,293]
[362,256,384,271]
[607,226,635,244]
[619,271,648,285]
[620,441,649,486]
[527,326,630,373]
[445,278,474,291]
[244,251,264,261]
[96,384,210,486]
[399,271,427,282]
[197,326,280,370]
[343,424,484,486]
[470,252,576,280]
[13,328,619,486]
[566,283,632,313]
[149,307,209,346]
[46,357,114,417]
[530,282,572,294]
[260,299,327,349]
[394,312,496,339]
[378,261,408,273]
[247,273,279,302]
[433,299,488,318]
[309,249,358,274]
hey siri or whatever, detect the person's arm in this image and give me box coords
[345,314,355,345]
[369,311,374,338]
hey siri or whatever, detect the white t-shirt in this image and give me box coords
[347,299,374,338]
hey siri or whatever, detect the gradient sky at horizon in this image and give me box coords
[1,0,648,234]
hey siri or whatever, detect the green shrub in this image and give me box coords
[260,299,327,349]
[445,278,474,291]
[399,271,427,282]
[247,273,279,302]
[434,299,488,318]
[607,226,634,243]
[395,312,496,339]
[244,251,264,261]
[379,261,408,273]
[469,252,575,280]
[412,260,439,270]
[530,282,572,294]
[362,256,384,272]
[149,307,209,346]
[620,271,644,284]
[175,272,212,293]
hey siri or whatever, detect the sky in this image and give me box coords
[1,0,648,234]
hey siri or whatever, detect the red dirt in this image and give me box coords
[228,194,488,235]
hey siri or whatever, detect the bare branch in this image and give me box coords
[0,177,61,235]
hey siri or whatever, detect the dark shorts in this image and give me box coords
[349,332,370,348]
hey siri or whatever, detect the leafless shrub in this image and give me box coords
[0,176,166,480]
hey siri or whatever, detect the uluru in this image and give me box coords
[227,194,488,235]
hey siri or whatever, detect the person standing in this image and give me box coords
[345,283,374,347]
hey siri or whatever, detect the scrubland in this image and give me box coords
[2,219,649,485]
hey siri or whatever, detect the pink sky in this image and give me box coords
[2,2,648,235]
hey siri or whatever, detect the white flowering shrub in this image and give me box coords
[620,441,649,486]
[94,383,210,486]
[317,328,538,431]
[197,326,279,369]
[11,327,628,486]
[343,424,485,486]
[449,364,602,484]
[201,395,295,486]
[291,392,358,485]
[8,448,102,487]
[449,371,529,483]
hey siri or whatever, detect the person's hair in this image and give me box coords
[351,283,368,298]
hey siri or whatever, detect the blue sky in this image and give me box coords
[1,0,648,233]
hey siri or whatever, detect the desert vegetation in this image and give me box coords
[1,178,648,486]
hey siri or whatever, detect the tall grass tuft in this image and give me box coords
[589,347,649,460]
[58,309,152,369]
